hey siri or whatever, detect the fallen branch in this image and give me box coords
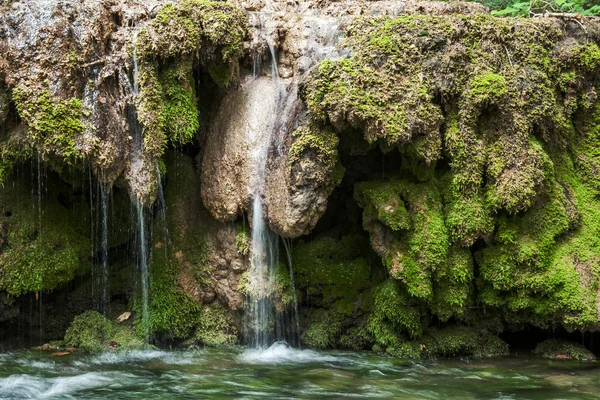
[81,59,105,68]
[531,12,589,34]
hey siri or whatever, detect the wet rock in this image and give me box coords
[116,311,131,323]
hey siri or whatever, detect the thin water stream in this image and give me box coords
[1,346,599,399]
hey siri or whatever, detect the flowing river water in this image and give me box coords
[1,344,599,399]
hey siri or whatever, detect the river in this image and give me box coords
[1,343,599,399]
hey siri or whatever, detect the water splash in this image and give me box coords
[239,341,338,364]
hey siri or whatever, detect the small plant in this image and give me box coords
[481,0,600,17]
[236,228,250,256]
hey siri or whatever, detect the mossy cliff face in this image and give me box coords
[299,12,600,345]
[2,0,600,357]
[0,0,247,204]
[143,153,241,345]
[0,174,92,297]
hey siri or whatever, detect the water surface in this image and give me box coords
[1,343,599,399]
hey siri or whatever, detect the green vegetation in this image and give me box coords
[236,226,250,256]
[300,12,600,349]
[476,0,600,16]
[136,0,246,157]
[12,87,86,163]
[195,303,237,346]
[0,179,91,296]
[533,339,595,360]
[64,311,145,352]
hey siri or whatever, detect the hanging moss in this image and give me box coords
[354,178,450,301]
[0,179,91,296]
[302,12,600,340]
[135,0,246,158]
[12,87,86,163]
[136,0,246,63]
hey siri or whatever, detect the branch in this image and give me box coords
[80,59,105,68]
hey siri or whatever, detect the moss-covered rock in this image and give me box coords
[302,12,600,339]
[136,0,246,158]
[11,86,87,164]
[533,339,595,361]
[64,311,146,353]
[0,176,91,296]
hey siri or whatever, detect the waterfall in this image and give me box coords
[242,10,344,349]
[129,37,151,341]
[135,199,150,341]
[100,183,109,316]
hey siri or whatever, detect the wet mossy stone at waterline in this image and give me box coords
[64,311,146,353]
[533,339,596,361]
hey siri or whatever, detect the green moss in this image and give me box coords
[441,172,494,246]
[135,0,246,158]
[534,339,595,361]
[570,43,600,72]
[137,0,246,63]
[420,326,509,358]
[64,311,145,353]
[355,178,449,300]
[293,234,381,349]
[137,246,202,339]
[138,154,214,340]
[300,13,600,337]
[289,124,339,169]
[302,309,344,349]
[0,180,91,296]
[138,60,200,158]
[431,245,474,322]
[12,87,86,163]
[195,303,237,346]
[467,72,507,106]
[367,280,423,347]
[236,227,250,256]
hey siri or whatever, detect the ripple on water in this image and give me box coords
[0,372,111,399]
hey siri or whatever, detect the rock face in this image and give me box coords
[1,0,600,358]
[201,76,281,222]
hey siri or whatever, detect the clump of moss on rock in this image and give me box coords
[534,339,595,361]
[194,303,237,346]
[64,311,145,353]
[0,178,91,296]
[135,0,246,158]
[12,86,87,163]
[301,12,600,339]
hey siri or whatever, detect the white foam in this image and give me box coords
[238,342,340,364]
[84,350,196,366]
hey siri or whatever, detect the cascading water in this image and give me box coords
[135,199,149,341]
[242,9,345,350]
[243,11,295,348]
[100,183,109,316]
[129,38,151,341]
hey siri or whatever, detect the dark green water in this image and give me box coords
[1,343,599,399]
